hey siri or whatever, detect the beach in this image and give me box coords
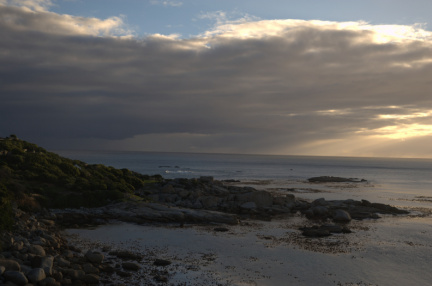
[65,178,432,286]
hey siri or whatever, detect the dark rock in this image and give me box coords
[154,259,171,266]
[154,275,168,282]
[0,259,21,271]
[32,256,54,275]
[332,209,352,222]
[122,262,141,271]
[27,268,47,283]
[116,270,132,277]
[108,250,142,261]
[308,176,367,183]
[300,227,331,237]
[213,227,229,232]
[82,274,100,284]
[85,250,104,264]
[4,271,28,285]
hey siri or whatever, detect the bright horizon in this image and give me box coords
[2,1,432,158]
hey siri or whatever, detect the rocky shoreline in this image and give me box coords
[1,176,410,285]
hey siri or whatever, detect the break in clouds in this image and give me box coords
[2,1,432,157]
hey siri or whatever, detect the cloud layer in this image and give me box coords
[2,2,432,157]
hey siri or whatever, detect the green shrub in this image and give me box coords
[0,184,14,231]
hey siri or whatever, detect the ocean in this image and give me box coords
[56,150,432,207]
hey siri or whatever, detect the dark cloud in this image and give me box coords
[1,5,432,157]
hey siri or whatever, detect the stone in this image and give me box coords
[154,259,171,266]
[85,250,104,264]
[0,266,5,275]
[30,245,46,256]
[312,206,329,217]
[32,256,54,276]
[122,262,141,271]
[42,277,59,286]
[240,202,257,210]
[4,271,29,285]
[83,274,100,284]
[199,196,220,209]
[214,227,229,232]
[300,226,331,237]
[332,209,352,222]
[109,250,142,261]
[27,268,46,283]
[64,269,85,280]
[237,191,273,208]
[199,176,214,183]
[116,270,132,277]
[55,256,71,267]
[0,259,21,271]
[83,263,99,274]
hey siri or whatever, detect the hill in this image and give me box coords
[0,135,162,229]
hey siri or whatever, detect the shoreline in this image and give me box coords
[1,177,430,285]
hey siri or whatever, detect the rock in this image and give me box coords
[308,176,366,183]
[83,274,100,284]
[64,269,85,280]
[154,259,171,266]
[32,256,54,276]
[312,206,329,217]
[332,209,352,222]
[82,263,99,274]
[41,277,59,286]
[116,270,132,277]
[199,176,214,183]
[240,202,257,210]
[213,227,229,232]
[154,275,168,282]
[30,245,46,256]
[0,266,5,275]
[3,271,29,285]
[27,268,46,283]
[300,227,331,237]
[55,256,71,267]
[272,195,295,206]
[85,250,104,264]
[122,262,141,271]
[237,191,273,208]
[108,250,142,261]
[0,259,21,271]
[199,196,220,209]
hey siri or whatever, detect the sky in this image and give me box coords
[1,0,432,158]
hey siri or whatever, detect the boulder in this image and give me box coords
[154,259,171,266]
[30,244,46,256]
[4,271,29,285]
[85,250,104,264]
[83,263,99,274]
[240,202,257,210]
[32,256,54,276]
[83,274,100,284]
[199,196,220,209]
[0,266,5,275]
[312,206,329,217]
[237,191,273,208]
[122,262,141,271]
[332,209,352,222]
[0,259,21,271]
[27,268,46,283]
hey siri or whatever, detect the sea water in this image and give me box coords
[56,150,432,195]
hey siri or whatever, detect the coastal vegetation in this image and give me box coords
[0,135,162,229]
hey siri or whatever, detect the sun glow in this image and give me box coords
[360,124,432,140]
